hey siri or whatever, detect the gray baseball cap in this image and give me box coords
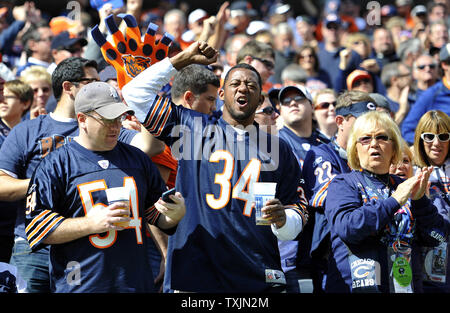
[74,82,134,119]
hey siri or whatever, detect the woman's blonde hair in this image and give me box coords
[20,65,52,86]
[347,111,403,171]
[413,110,450,167]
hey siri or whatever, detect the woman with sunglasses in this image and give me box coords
[312,88,337,142]
[324,111,448,293]
[413,110,450,293]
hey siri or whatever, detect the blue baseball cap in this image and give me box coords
[51,31,87,51]
[335,101,377,117]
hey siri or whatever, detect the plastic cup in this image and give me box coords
[105,187,130,227]
[254,182,277,225]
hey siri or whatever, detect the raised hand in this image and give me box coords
[411,166,434,200]
[169,41,219,70]
[391,175,420,206]
[91,13,174,89]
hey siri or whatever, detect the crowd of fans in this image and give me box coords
[0,0,449,294]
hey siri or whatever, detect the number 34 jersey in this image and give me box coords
[24,140,166,292]
[154,104,307,293]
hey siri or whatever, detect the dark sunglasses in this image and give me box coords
[70,77,100,84]
[357,134,390,145]
[252,56,274,70]
[417,64,437,70]
[314,101,336,110]
[353,78,372,87]
[281,95,307,105]
[421,132,450,143]
[255,106,275,115]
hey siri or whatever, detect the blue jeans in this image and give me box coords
[9,238,50,293]
[285,269,314,293]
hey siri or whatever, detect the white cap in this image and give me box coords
[246,20,271,35]
[188,9,208,24]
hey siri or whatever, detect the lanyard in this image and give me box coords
[434,163,450,207]
[360,171,413,246]
[361,170,392,199]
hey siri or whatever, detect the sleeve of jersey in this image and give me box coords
[151,145,178,171]
[0,124,27,176]
[412,195,450,246]
[25,161,65,251]
[325,174,400,245]
[143,156,168,226]
[122,57,178,135]
[277,142,309,228]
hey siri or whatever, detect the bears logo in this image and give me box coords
[122,54,152,78]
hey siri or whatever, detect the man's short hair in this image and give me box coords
[281,64,307,84]
[223,63,262,90]
[235,40,275,64]
[380,61,402,88]
[171,64,220,102]
[21,21,51,58]
[335,90,375,112]
[52,57,97,100]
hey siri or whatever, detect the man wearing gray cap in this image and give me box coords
[23,81,186,292]
[0,57,164,293]
[401,43,450,144]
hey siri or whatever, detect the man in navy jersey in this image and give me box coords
[24,82,185,292]
[276,85,326,293]
[302,90,378,292]
[122,41,309,293]
[0,57,164,292]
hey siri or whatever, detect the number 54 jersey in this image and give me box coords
[24,140,166,292]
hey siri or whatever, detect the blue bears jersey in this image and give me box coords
[0,114,138,239]
[324,170,448,293]
[24,140,166,292]
[302,141,351,257]
[278,126,323,169]
[141,96,307,292]
[276,126,323,273]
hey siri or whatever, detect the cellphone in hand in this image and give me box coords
[161,188,176,203]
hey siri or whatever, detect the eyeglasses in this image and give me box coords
[85,113,126,126]
[314,101,336,110]
[252,56,274,70]
[4,95,18,101]
[326,23,340,30]
[357,134,390,145]
[38,37,53,42]
[420,132,450,143]
[352,78,372,87]
[417,64,437,70]
[299,54,314,59]
[255,106,276,115]
[70,77,100,84]
[281,95,307,105]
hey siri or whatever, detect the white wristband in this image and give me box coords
[271,208,303,241]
